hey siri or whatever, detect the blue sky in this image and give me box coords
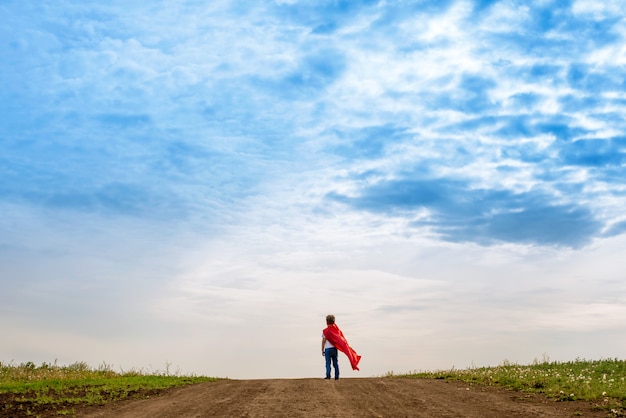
[1,0,626,378]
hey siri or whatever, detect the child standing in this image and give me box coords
[321,314,340,379]
[321,314,361,379]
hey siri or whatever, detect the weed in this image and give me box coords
[0,361,219,417]
[398,357,626,415]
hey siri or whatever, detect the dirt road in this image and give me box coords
[81,378,607,417]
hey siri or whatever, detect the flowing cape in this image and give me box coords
[323,324,361,371]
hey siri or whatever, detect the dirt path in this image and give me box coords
[80,378,607,417]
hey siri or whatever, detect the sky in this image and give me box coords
[1,0,626,379]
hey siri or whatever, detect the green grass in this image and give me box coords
[0,360,219,417]
[397,357,626,415]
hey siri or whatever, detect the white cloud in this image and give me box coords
[3,0,626,378]
[480,2,531,34]
[572,0,625,19]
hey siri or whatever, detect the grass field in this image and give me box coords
[400,357,626,415]
[0,360,218,417]
[4,358,626,417]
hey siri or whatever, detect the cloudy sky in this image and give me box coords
[2,0,626,379]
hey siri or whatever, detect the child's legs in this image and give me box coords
[324,349,332,378]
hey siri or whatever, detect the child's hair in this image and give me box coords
[326,314,335,325]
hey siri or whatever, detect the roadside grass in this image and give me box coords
[0,360,219,417]
[396,357,626,416]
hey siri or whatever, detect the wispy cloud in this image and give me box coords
[2,0,626,378]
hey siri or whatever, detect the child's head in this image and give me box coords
[326,314,335,325]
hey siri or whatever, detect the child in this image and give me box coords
[321,314,361,380]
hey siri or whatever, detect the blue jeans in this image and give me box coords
[324,347,339,379]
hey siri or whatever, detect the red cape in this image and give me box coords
[323,324,361,371]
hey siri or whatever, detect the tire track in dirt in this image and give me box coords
[80,378,607,417]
